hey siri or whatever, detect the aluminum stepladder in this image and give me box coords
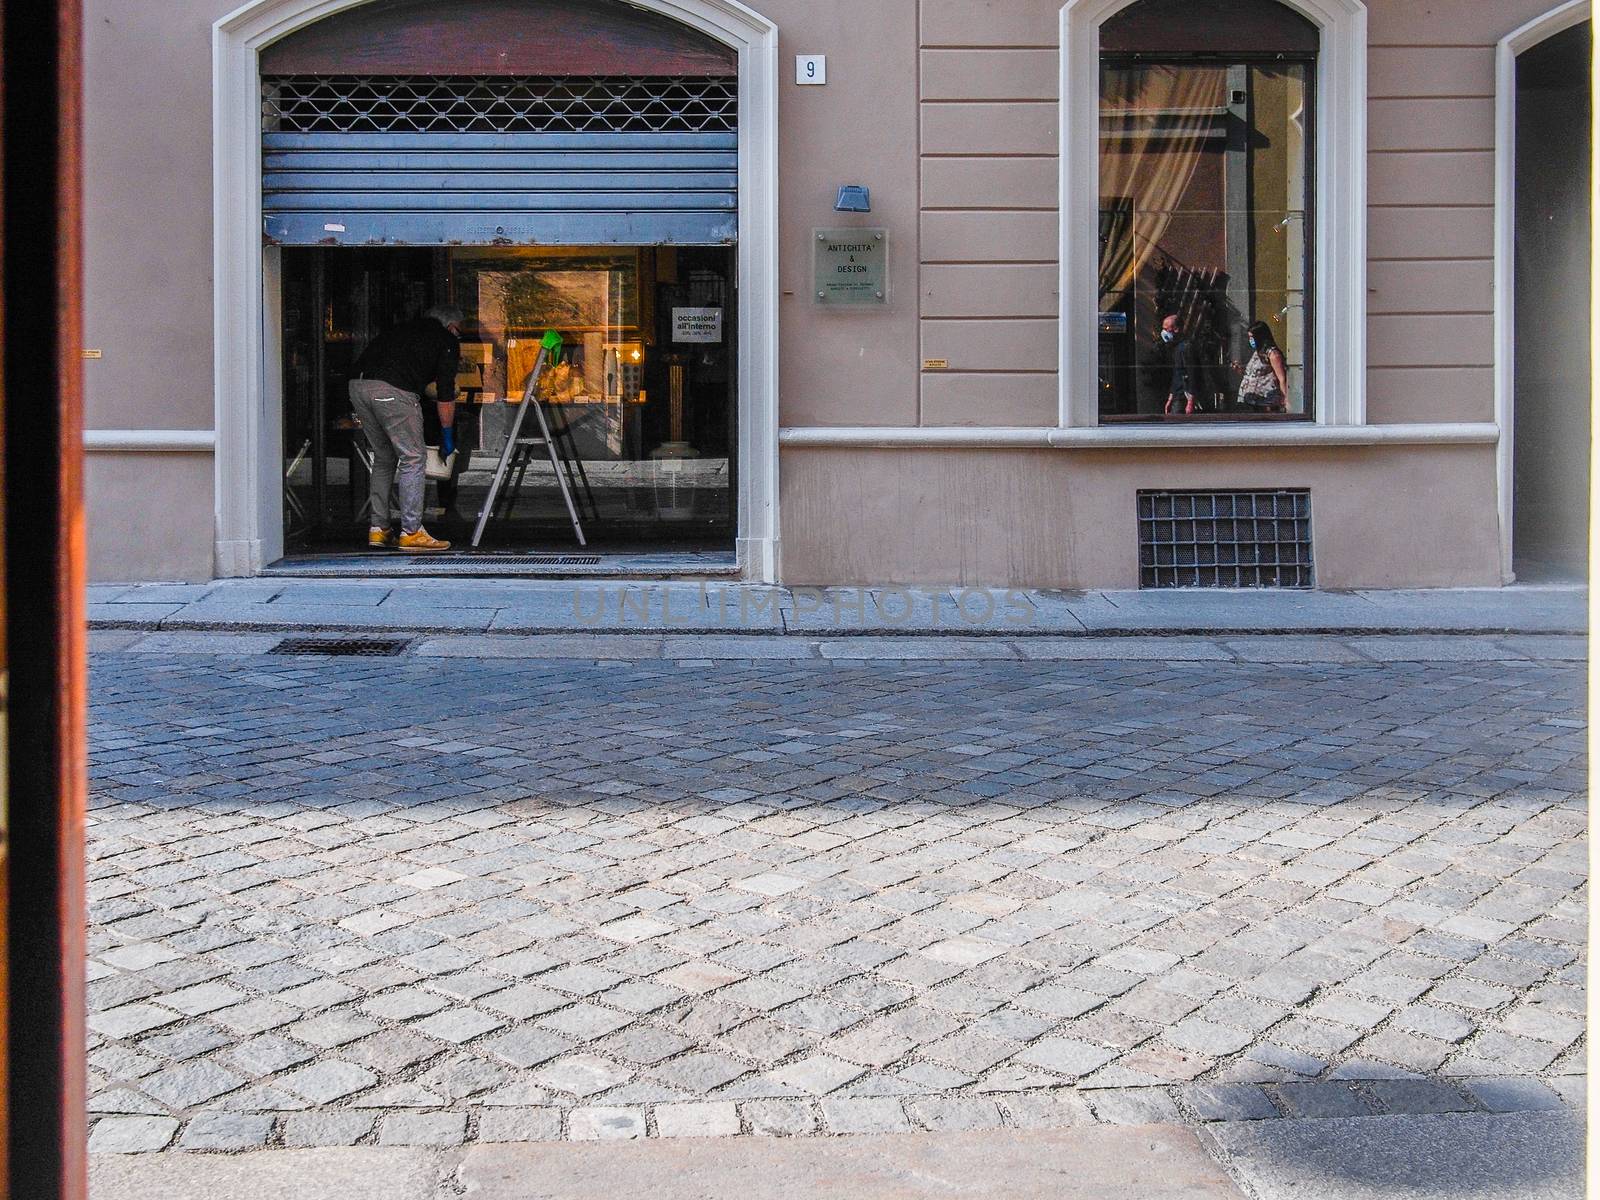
[283,438,313,531]
[470,336,592,548]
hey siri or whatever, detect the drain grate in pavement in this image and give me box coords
[269,636,411,657]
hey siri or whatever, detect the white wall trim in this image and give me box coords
[85,429,218,452]
[780,422,1498,450]
[1059,0,1367,429]
[1494,0,1591,583]
[213,0,780,582]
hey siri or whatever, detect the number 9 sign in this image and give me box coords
[796,55,827,86]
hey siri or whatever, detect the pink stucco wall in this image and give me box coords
[82,0,1566,584]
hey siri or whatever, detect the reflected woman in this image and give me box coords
[1235,321,1290,414]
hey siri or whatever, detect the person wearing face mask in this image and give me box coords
[1235,320,1290,414]
[1160,313,1198,415]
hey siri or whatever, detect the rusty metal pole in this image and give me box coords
[4,0,87,1197]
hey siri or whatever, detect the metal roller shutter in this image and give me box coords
[261,75,737,246]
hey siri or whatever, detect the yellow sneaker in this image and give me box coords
[368,527,397,549]
[398,527,451,552]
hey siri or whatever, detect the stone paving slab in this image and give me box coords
[1496,635,1589,661]
[1221,638,1369,663]
[88,1128,1244,1199]
[89,603,187,626]
[382,584,590,608]
[1073,589,1386,634]
[658,635,820,660]
[96,631,1590,665]
[1345,637,1555,663]
[1014,637,1235,661]
[412,636,668,660]
[1349,589,1587,635]
[91,1147,444,1200]
[84,644,1585,1153]
[454,1124,1246,1199]
[1080,588,1587,636]
[90,630,149,652]
[1025,591,1117,632]
[161,605,500,633]
[86,581,1586,638]
[815,637,1021,660]
[86,1112,1583,1199]
[779,588,1012,635]
[491,586,727,634]
[121,632,288,656]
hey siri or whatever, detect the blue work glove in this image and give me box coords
[441,426,456,457]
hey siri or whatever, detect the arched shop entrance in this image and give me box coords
[213,0,779,577]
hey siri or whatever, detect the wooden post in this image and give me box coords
[4,0,87,1196]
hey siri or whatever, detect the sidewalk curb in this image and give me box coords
[89,620,1588,638]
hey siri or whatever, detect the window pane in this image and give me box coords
[1098,59,1312,421]
[280,245,737,556]
[449,247,735,539]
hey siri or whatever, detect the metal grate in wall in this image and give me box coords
[263,76,738,135]
[1138,489,1313,589]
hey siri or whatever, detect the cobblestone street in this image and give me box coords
[84,633,1586,1154]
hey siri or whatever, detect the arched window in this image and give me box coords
[1097,0,1318,421]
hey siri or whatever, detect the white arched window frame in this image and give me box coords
[1058,0,1367,429]
[212,0,780,580]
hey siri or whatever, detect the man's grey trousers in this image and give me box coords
[348,379,425,535]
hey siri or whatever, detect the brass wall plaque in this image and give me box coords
[813,228,888,306]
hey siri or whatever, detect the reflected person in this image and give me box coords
[1160,313,1198,415]
[1234,320,1290,414]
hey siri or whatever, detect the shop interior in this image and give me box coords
[280,245,736,559]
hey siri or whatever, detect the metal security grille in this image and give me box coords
[263,76,737,135]
[269,637,412,656]
[1138,489,1313,589]
[260,74,738,246]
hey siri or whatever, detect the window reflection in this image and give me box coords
[1098,55,1312,421]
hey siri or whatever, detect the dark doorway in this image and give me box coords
[1513,21,1591,581]
[280,245,737,558]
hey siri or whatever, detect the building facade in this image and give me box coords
[83,0,1591,588]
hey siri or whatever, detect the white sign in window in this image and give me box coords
[671,306,723,343]
[796,55,826,85]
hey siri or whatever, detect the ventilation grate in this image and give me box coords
[269,637,412,657]
[1138,489,1313,588]
[263,75,737,135]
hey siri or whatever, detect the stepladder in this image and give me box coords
[470,338,594,548]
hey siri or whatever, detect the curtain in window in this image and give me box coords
[1098,63,1227,305]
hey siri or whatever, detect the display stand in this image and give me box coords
[470,344,592,548]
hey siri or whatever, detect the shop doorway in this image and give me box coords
[1511,18,1591,581]
[217,0,779,580]
[280,244,737,558]
[217,0,778,574]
